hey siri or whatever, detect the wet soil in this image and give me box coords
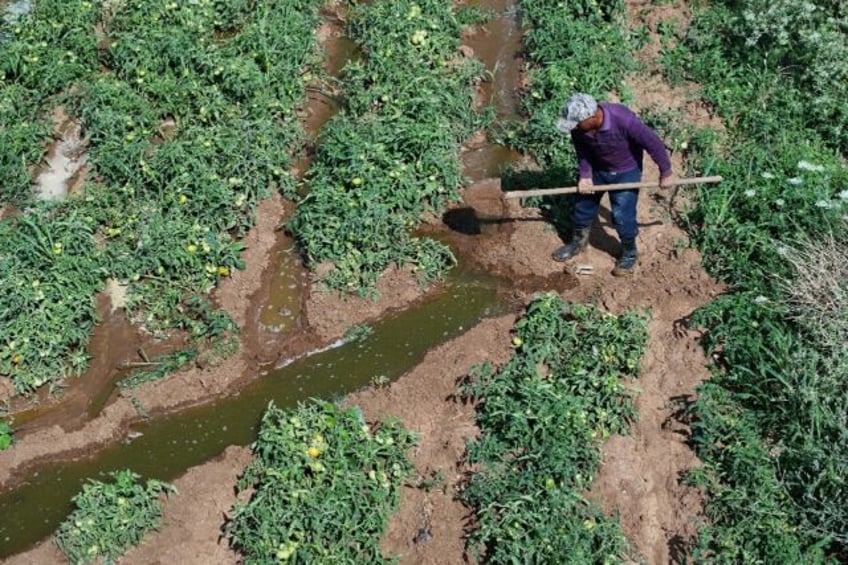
[2,0,727,562]
[35,106,88,202]
[3,166,722,565]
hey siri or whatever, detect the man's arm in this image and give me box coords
[570,132,594,180]
[627,118,673,180]
[570,133,595,193]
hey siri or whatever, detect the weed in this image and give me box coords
[779,224,848,348]
[344,323,374,344]
[416,469,444,493]
[370,374,390,388]
[0,422,13,451]
[125,394,150,420]
[117,348,199,389]
[659,0,848,557]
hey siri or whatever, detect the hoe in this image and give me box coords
[502,174,723,199]
[444,175,723,264]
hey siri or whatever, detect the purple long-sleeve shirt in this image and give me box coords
[570,102,672,179]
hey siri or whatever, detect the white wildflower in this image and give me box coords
[776,245,790,257]
[761,172,775,179]
[797,160,825,172]
[787,177,803,185]
[815,199,832,209]
[744,189,756,197]
[753,295,769,305]
[775,198,785,206]
[839,190,848,200]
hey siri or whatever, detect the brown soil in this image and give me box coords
[2,0,727,563]
[3,167,722,565]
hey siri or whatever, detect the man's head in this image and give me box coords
[557,93,600,133]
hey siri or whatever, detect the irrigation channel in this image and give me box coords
[0,265,515,557]
[0,0,528,557]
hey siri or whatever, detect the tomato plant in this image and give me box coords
[227,400,417,563]
[459,294,648,562]
[288,0,490,294]
[54,469,175,564]
[0,0,323,394]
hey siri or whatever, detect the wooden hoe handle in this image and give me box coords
[502,175,723,199]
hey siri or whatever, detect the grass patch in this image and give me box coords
[656,0,848,559]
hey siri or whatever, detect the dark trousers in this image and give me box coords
[572,168,641,241]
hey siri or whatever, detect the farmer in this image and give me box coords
[553,93,675,276]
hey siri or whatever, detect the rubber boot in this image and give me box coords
[552,227,590,262]
[612,239,637,276]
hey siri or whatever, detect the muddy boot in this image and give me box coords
[552,227,590,262]
[612,239,637,276]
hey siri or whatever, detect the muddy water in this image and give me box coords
[0,0,533,557]
[461,0,523,182]
[255,32,355,352]
[7,294,171,433]
[257,235,308,337]
[255,36,359,337]
[35,115,88,201]
[466,0,522,120]
[0,266,508,557]
[1,0,32,24]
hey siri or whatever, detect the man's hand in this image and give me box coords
[659,173,676,189]
[577,177,594,194]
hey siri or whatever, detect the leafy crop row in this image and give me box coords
[489,0,638,238]
[657,0,848,560]
[465,5,647,559]
[459,294,648,563]
[0,208,102,391]
[288,0,490,293]
[494,0,636,173]
[1,0,323,394]
[226,400,417,563]
[55,469,175,564]
[1,0,99,204]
